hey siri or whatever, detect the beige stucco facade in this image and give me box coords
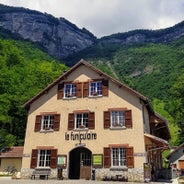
[21,60,170,181]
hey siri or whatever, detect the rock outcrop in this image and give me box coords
[0,4,96,59]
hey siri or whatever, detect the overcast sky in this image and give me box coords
[0,0,184,38]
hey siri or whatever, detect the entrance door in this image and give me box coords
[69,147,92,179]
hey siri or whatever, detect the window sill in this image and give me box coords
[63,96,77,100]
[110,166,128,171]
[36,166,50,168]
[88,95,103,98]
[40,129,54,133]
[73,128,89,131]
[110,126,126,130]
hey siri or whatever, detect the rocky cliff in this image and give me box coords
[1,4,184,61]
[99,21,184,44]
[0,4,96,59]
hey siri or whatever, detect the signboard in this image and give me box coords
[58,155,66,167]
[93,154,103,168]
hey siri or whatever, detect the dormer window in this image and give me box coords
[90,81,102,97]
[64,83,76,98]
[57,82,82,99]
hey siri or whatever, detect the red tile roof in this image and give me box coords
[0,146,23,158]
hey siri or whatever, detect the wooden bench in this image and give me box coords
[31,168,51,180]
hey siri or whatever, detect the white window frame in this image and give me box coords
[111,111,125,128]
[75,113,88,129]
[111,148,126,167]
[89,81,102,96]
[41,115,54,130]
[64,83,76,98]
[38,150,51,167]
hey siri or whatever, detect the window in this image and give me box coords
[38,150,51,167]
[64,83,76,98]
[68,112,95,130]
[75,113,88,129]
[104,110,132,129]
[103,147,134,168]
[42,115,54,130]
[90,81,102,96]
[35,114,60,132]
[111,148,126,167]
[111,111,125,127]
[31,149,58,169]
[57,82,82,99]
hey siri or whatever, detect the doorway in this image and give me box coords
[69,147,92,179]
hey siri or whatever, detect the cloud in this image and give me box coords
[0,0,184,38]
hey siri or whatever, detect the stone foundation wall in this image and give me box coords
[21,167,144,182]
[94,168,144,182]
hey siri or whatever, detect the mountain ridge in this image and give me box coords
[1,3,184,61]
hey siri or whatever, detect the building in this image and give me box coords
[167,143,184,178]
[0,146,23,174]
[21,60,170,181]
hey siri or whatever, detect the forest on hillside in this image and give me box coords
[0,38,67,150]
[0,30,184,149]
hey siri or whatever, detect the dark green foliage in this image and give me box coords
[0,38,67,150]
[168,74,184,145]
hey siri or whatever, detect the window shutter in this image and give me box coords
[102,80,109,96]
[104,111,110,128]
[126,147,134,168]
[83,82,89,97]
[50,149,58,168]
[68,113,74,130]
[30,149,38,168]
[104,147,111,168]
[88,112,95,129]
[53,114,60,131]
[125,110,132,128]
[35,115,42,132]
[76,82,82,98]
[57,83,64,99]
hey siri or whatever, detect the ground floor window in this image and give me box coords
[30,149,57,169]
[111,148,126,167]
[38,150,51,167]
[104,146,134,168]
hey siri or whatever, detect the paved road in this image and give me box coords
[0,177,171,184]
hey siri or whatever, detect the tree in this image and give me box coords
[170,73,184,145]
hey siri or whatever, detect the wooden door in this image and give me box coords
[80,150,92,179]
